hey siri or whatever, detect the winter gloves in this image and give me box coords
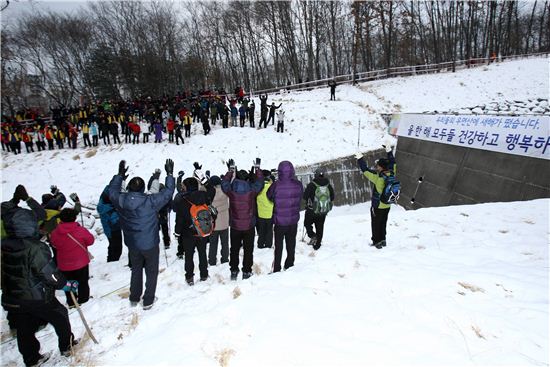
[165,159,174,176]
[50,185,60,195]
[383,144,393,153]
[227,158,235,172]
[63,280,79,293]
[118,160,129,179]
[178,171,185,178]
[253,158,261,169]
[152,168,161,180]
[69,193,80,203]
[13,185,29,202]
[355,152,363,160]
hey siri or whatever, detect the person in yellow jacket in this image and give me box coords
[356,145,396,249]
[256,170,275,248]
[182,113,192,138]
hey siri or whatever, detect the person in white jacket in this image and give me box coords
[208,175,229,265]
[276,109,285,133]
[139,120,150,143]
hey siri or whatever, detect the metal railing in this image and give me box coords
[251,52,549,97]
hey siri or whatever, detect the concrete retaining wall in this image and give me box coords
[396,137,550,209]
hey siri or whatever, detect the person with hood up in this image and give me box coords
[50,208,95,308]
[171,163,215,285]
[221,158,264,280]
[303,169,335,250]
[267,160,303,272]
[1,185,78,366]
[109,159,175,310]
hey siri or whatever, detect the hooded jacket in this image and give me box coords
[303,176,335,212]
[50,222,95,271]
[357,151,396,209]
[212,185,230,231]
[109,174,175,250]
[221,169,264,231]
[267,161,303,226]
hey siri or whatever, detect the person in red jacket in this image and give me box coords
[50,208,95,308]
[166,118,175,143]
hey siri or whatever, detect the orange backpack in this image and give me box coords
[185,199,215,237]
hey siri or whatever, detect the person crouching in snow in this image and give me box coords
[276,109,285,133]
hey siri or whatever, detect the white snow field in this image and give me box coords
[1,57,548,366]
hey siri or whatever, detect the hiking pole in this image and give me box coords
[410,176,424,204]
[357,119,361,149]
[69,292,99,344]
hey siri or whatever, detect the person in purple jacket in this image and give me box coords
[267,160,303,272]
[221,158,264,280]
[153,120,163,143]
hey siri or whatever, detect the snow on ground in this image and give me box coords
[0,57,548,366]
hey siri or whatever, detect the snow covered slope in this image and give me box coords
[1,57,548,366]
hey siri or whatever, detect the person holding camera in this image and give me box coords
[108,159,175,310]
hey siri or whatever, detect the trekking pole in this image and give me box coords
[69,292,99,344]
[410,176,424,204]
[357,119,361,149]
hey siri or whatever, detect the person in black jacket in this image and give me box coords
[172,163,215,285]
[265,102,282,128]
[1,185,77,366]
[303,169,335,250]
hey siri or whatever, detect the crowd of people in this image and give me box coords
[1,88,290,155]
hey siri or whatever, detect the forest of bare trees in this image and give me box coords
[1,0,549,114]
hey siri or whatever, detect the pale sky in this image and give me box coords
[1,0,87,27]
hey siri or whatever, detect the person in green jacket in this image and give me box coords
[356,145,396,249]
[256,170,274,248]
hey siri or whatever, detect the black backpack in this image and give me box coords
[379,172,401,204]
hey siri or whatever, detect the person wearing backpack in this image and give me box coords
[266,160,303,272]
[171,164,215,285]
[221,159,265,280]
[50,208,95,308]
[256,170,274,249]
[356,145,397,249]
[303,168,335,250]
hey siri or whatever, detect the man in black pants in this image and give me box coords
[265,102,282,128]
[1,185,78,366]
[328,79,337,100]
[356,145,396,249]
[303,169,335,250]
[109,159,175,310]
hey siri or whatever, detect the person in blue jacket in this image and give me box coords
[97,186,123,262]
[108,159,175,310]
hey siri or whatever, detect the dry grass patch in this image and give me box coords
[232,286,242,299]
[85,149,97,158]
[252,263,262,275]
[471,325,486,339]
[72,155,80,160]
[458,282,485,293]
[215,348,236,367]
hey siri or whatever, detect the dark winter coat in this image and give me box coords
[108,174,175,251]
[221,169,264,231]
[303,177,335,211]
[172,181,215,237]
[1,199,65,304]
[267,161,303,226]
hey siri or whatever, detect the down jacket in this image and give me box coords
[109,174,175,250]
[221,169,264,231]
[212,185,230,231]
[50,222,95,271]
[267,161,303,226]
